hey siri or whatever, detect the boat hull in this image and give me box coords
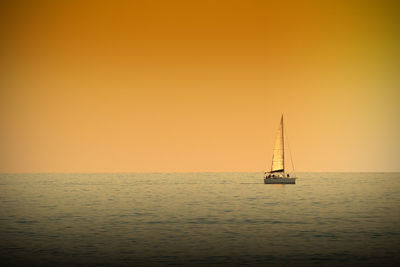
[264,178,296,184]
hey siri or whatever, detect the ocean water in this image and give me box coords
[0,172,399,266]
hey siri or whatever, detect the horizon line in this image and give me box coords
[1,170,399,174]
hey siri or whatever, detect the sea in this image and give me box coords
[0,172,399,266]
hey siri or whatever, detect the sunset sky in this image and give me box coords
[1,0,399,172]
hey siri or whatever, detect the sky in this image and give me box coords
[1,0,399,173]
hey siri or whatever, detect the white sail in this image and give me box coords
[271,115,284,173]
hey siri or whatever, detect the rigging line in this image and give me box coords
[264,138,271,175]
[284,121,296,178]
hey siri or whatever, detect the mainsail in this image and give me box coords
[271,115,284,173]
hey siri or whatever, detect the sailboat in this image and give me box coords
[264,115,297,184]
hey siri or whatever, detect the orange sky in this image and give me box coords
[1,0,399,172]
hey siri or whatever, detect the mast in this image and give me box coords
[281,114,285,174]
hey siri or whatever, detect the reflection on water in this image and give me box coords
[0,172,399,266]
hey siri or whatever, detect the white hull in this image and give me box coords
[264,178,296,184]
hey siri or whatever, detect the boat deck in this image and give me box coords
[264,178,296,184]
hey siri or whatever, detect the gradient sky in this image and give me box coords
[1,0,399,172]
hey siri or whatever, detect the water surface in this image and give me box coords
[1,172,399,266]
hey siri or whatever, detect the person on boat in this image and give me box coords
[272,174,275,178]
[287,174,290,177]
